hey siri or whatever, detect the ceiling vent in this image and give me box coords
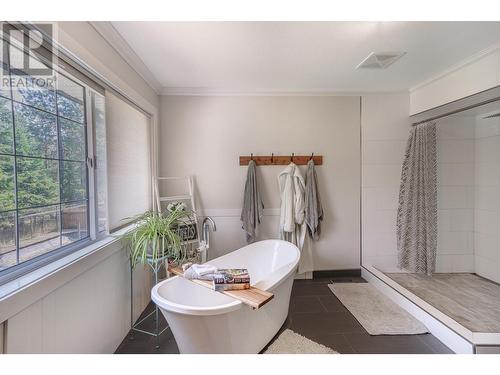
[356,52,406,69]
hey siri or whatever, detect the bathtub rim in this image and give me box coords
[151,239,300,316]
[151,276,243,316]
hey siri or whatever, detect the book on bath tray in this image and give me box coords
[212,269,251,291]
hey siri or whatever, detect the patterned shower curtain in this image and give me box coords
[396,122,437,275]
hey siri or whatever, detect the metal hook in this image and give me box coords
[271,153,274,163]
[310,152,314,160]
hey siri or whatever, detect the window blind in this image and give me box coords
[105,92,151,230]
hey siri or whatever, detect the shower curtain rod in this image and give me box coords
[410,85,500,126]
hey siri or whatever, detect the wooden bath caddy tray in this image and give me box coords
[167,266,274,309]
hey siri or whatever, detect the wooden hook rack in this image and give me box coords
[239,154,323,166]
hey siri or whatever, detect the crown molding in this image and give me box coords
[90,21,162,94]
[161,87,407,96]
[410,42,500,93]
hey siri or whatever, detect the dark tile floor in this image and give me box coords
[115,277,453,354]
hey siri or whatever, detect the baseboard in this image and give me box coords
[313,269,361,279]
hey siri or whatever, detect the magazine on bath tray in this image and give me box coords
[212,269,250,291]
[167,262,273,309]
[180,262,250,291]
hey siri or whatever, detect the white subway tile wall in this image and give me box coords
[361,93,411,271]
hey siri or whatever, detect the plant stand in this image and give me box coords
[129,254,169,349]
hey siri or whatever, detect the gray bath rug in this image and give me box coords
[328,283,429,335]
[264,329,338,354]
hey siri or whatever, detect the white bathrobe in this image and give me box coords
[278,163,313,274]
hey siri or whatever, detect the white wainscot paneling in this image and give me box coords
[5,248,150,353]
[5,300,43,353]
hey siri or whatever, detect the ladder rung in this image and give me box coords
[157,177,189,180]
[159,195,192,201]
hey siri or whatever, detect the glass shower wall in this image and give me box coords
[434,101,500,281]
[435,115,475,273]
[474,109,500,283]
[362,98,500,281]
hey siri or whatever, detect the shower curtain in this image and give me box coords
[396,121,437,275]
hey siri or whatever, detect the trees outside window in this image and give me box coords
[0,44,89,272]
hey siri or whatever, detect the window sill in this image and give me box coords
[0,226,131,323]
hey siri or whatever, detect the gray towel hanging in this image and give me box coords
[240,160,264,243]
[305,159,323,240]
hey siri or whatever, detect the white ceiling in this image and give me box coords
[108,22,500,94]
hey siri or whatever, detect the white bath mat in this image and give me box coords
[328,283,429,335]
[264,329,338,354]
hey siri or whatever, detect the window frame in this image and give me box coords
[0,36,106,286]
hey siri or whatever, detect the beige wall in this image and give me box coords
[410,47,500,115]
[160,95,361,270]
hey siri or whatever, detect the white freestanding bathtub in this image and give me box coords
[151,240,300,353]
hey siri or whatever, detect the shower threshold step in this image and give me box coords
[363,265,500,353]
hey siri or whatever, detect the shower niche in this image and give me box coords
[361,94,500,354]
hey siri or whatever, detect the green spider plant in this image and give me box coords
[120,209,195,268]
